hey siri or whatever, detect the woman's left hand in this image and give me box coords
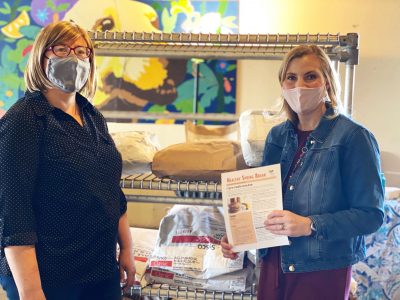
[264,210,312,237]
[118,248,136,288]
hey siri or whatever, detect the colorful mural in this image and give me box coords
[0,0,238,122]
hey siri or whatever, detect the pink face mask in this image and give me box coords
[282,86,325,114]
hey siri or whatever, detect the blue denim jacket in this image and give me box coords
[259,106,384,273]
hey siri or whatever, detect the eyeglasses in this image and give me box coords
[46,45,92,59]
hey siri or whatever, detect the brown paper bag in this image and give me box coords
[152,141,247,182]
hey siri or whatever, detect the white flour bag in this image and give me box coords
[149,205,244,279]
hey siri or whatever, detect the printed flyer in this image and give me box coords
[221,164,289,252]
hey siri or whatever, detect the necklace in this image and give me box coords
[291,142,309,175]
[289,134,314,179]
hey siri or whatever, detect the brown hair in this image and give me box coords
[278,45,342,123]
[24,20,97,98]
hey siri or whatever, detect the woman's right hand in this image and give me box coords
[220,235,238,260]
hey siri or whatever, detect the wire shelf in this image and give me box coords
[88,31,358,62]
[121,174,222,205]
[123,283,257,300]
[121,174,221,193]
[102,111,239,122]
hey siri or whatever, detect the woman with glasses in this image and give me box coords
[0,21,135,300]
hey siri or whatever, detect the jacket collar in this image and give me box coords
[26,90,96,117]
[283,102,340,143]
[310,105,339,143]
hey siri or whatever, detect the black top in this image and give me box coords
[0,91,127,289]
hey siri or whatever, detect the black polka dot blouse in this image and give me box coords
[0,91,127,289]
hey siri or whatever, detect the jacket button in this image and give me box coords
[289,185,294,191]
[289,265,295,272]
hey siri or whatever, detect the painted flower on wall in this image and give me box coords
[31,0,77,25]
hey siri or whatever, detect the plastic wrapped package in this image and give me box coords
[239,110,285,167]
[110,131,160,175]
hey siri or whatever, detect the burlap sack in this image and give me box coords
[151,141,247,182]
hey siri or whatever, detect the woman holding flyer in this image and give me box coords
[221,45,384,300]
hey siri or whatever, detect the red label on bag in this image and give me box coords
[134,256,148,262]
[151,269,174,279]
[150,260,173,267]
[171,235,221,245]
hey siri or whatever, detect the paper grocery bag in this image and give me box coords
[151,141,247,182]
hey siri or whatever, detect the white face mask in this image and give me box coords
[46,56,90,93]
[282,86,325,115]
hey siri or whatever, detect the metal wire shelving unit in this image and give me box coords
[97,31,360,299]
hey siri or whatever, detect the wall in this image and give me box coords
[237,0,400,186]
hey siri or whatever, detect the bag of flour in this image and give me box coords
[149,205,244,279]
[117,227,159,287]
[148,264,254,292]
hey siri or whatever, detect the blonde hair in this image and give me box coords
[24,20,97,99]
[278,45,342,123]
